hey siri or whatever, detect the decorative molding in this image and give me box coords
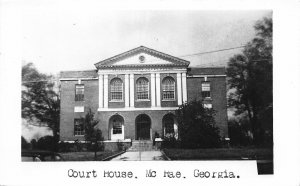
[60,77,98,81]
[97,68,187,75]
[187,74,226,78]
[94,46,190,69]
[97,107,178,112]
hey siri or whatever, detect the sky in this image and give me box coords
[20,6,272,75]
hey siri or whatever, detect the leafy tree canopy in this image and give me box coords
[22,62,60,140]
[226,16,272,146]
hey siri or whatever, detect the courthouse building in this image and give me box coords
[59,46,228,144]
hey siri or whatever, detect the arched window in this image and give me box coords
[112,118,122,134]
[136,77,149,100]
[110,78,123,101]
[109,115,124,140]
[163,114,175,134]
[162,77,175,100]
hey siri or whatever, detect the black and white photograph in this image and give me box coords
[21,9,273,167]
[1,0,300,186]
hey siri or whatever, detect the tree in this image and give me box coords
[83,108,103,159]
[22,63,60,150]
[227,17,272,146]
[228,118,252,146]
[175,100,221,148]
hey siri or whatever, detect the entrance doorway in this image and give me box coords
[135,114,151,140]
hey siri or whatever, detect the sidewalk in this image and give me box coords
[110,151,166,161]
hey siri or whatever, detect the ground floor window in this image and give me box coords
[112,118,122,134]
[163,113,178,139]
[74,118,84,136]
[163,114,175,134]
[109,114,124,140]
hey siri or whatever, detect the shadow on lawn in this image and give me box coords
[162,148,273,175]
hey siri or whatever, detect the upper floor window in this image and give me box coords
[75,84,84,101]
[136,77,149,100]
[162,77,175,100]
[74,118,84,136]
[110,78,123,101]
[201,82,211,98]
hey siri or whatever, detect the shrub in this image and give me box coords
[36,135,58,151]
[175,100,222,148]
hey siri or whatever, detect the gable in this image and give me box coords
[94,46,190,69]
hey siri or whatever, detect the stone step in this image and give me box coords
[128,140,155,151]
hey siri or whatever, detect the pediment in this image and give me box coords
[94,46,190,69]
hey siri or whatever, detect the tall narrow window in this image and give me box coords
[110,78,123,101]
[201,82,211,98]
[112,119,122,134]
[163,115,175,134]
[75,84,84,101]
[162,77,175,100]
[136,77,149,100]
[74,118,84,136]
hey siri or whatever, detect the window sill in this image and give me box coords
[109,100,124,103]
[74,135,84,136]
[203,97,212,101]
[162,99,176,102]
[136,99,151,102]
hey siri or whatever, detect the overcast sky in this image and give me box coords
[21,7,271,75]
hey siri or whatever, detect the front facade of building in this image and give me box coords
[59,46,228,143]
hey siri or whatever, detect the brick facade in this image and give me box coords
[59,46,228,143]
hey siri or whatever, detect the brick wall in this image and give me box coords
[187,76,228,137]
[60,79,99,141]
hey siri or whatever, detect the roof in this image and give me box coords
[188,67,226,76]
[60,70,98,79]
[94,46,190,69]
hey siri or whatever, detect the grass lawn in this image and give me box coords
[60,151,122,161]
[163,148,273,160]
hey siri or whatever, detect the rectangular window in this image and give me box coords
[162,77,175,100]
[74,118,84,136]
[137,82,149,100]
[110,78,123,101]
[201,82,211,98]
[75,84,84,101]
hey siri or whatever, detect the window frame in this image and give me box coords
[110,78,124,102]
[136,77,150,101]
[74,118,84,136]
[201,82,211,99]
[162,76,176,101]
[75,84,84,101]
[112,118,123,134]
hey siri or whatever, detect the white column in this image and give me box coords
[177,73,182,105]
[103,74,108,108]
[182,72,187,103]
[129,73,135,107]
[155,73,161,107]
[124,74,130,108]
[151,73,156,107]
[98,74,104,108]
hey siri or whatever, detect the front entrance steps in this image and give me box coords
[127,140,157,151]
